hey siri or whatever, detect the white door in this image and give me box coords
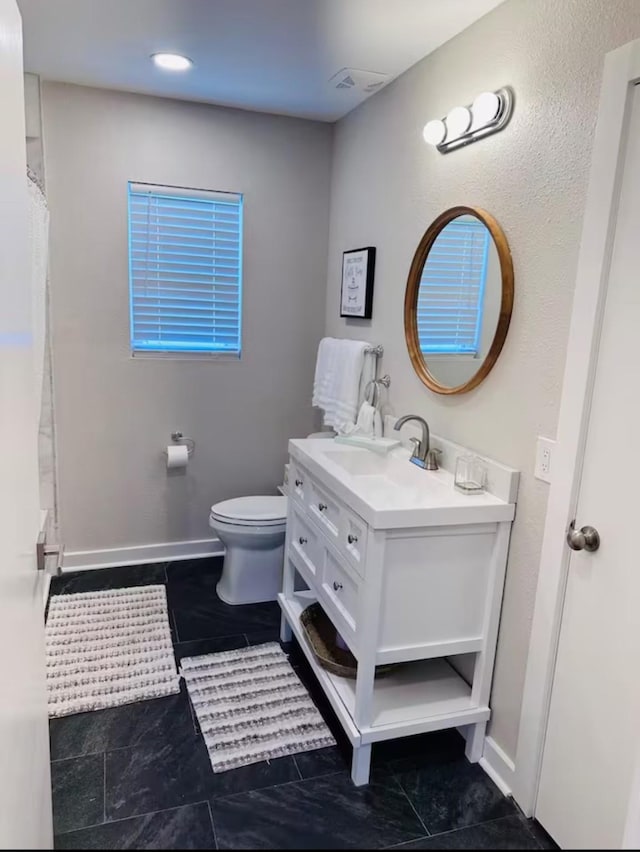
[0,1,53,848]
[535,82,640,849]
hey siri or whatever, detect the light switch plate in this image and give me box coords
[535,436,556,483]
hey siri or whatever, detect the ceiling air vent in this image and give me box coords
[329,68,390,94]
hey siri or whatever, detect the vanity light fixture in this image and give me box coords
[445,105,472,139]
[422,119,447,147]
[422,88,513,154]
[151,52,193,72]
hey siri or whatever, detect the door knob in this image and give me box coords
[567,521,600,552]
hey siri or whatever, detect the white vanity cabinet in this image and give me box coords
[278,438,518,786]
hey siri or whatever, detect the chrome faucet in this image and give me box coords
[394,414,440,470]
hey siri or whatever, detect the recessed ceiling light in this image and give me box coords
[151,53,193,72]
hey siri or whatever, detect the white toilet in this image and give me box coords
[209,495,288,605]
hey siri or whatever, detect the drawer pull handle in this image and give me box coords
[318,502,328,512]
[333,581,343,592]
[298,536,307,546]
[347,534,358,544]
[295,478,303,487]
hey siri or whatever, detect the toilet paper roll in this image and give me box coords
[166,444,189,469]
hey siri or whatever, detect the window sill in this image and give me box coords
[131,350,241,362]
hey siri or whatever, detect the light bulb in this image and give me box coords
[422,119,447,147]
[151,53,193,72]
[471,91,501,130]
[445,106,472,141]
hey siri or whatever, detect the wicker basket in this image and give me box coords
[299,602,398,679]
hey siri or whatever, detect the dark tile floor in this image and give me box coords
[49,558,556,850]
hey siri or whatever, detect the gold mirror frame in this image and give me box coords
[404,205,514,395]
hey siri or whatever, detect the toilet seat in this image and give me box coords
[210,495,288,527]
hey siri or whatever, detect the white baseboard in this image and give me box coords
[480,735,516,797]
[62,538,224,572]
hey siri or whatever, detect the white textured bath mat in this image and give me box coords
[180,642,336,772]
[46,585,180,718]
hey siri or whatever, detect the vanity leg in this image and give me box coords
[279,554,295,643]
[351,743,372,786]
[280,612,292,643]
[464,721,487,763]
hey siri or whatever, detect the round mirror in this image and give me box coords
[404,206,513,394]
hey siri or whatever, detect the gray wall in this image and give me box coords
[43,82,332,552]
[325,0,640,759]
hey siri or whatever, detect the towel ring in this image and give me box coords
[364,375,391,408]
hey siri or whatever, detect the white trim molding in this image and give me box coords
[513,37,640,819]
[480,736,515,797]
[62,537,224,572]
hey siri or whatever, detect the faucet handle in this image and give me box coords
[425,448,442,470]
[409,436,422,459]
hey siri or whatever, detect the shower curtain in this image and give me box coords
[27,167,56,531]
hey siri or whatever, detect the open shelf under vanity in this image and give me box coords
[280,590,490,748]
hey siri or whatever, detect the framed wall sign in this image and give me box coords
[340,246,376,318]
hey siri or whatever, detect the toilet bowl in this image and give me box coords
[209,495,288,605]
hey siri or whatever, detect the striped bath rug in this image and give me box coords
[46,585,180,718]
[180,642,336,772]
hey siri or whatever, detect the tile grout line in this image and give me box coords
[54,800,213,839]
[207,800,219,849]
[170,608,180,643]
[173,633,249,653]
[389,813,539,847]
[51,749,107,764]
[291,754,303,781]
[390,772,430,839]
[212,768,348,803]
[102,752,107,826]
[55,767,353,842]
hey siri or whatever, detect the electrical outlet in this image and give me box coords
[535,436,555,483]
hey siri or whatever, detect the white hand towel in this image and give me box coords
[354,401,376,437]
[373,407,383,439]
[313,337,341,426]
[312,337,332,408]
[331,339,369,432]
[312,337,369,431]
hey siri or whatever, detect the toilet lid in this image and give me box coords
[210,495,288,525]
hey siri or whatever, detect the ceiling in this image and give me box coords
[17,0,503,122]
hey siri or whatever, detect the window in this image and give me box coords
[417,217,490,356]
[128,182,243,356]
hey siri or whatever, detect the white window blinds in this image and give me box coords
[128,182,243,355]
[417,218,489,355]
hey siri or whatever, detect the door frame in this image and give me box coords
[512,38,640,824]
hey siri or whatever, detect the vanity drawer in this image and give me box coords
[320,547,360,639]
[340,507,368,576]
[289,461,309,507]
[289,506,321,578]
[308,478,341,541]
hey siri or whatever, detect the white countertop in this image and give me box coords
[289,438,516,530]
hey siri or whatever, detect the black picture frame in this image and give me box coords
[340,246,376,319]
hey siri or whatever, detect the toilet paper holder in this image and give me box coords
[167,431,195,459]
